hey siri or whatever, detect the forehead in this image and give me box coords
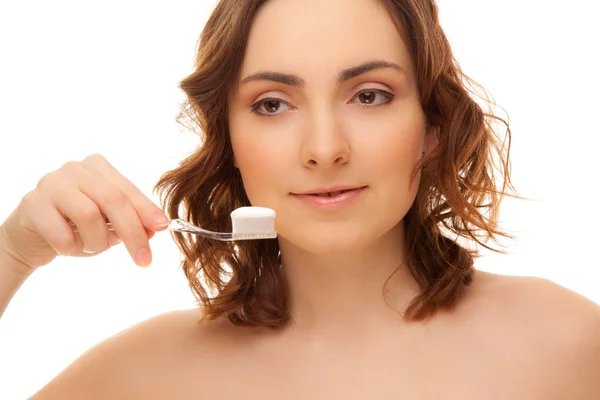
[239,0,414,84]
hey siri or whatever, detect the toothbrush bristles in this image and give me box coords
[232,232,277,241]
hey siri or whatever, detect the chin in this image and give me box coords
[272,199,409,255]
[278,223,382,255]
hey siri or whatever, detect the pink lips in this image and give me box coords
[292,186,367,210]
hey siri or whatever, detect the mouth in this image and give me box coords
[291,186,367,209]
[294,186,367,197]
[310,189,357,197]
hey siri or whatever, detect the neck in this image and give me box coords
[278,221,420,335]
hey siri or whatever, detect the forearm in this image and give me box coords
[0,241,34,318]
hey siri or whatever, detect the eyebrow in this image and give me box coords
[239,60,406,88]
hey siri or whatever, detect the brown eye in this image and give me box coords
[251,98,291,117]
[358,91,376,104]
[264,100,281,113]
[354,89,394,106]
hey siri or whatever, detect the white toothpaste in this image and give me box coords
[230,206,276,235]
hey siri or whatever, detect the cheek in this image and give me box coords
[366,128,422,184]
[231,134,291,205]
[318,132,418,250]
[352,100,425,186]
[362,121,424,226]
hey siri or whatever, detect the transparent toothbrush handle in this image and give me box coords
[68,220,194,235]
[69,219,232,240]
[69,219,273,241]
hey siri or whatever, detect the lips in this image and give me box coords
[292,186,366,210]
[295,185,366,196]
[312,189,354,197]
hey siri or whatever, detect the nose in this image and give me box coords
[300,107,350,169]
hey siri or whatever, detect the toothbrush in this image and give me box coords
[70,206,277,241]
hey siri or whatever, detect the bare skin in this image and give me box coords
[3,0,599,398]
[29,270,600,399]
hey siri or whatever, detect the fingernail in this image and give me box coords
[153,213,170,227]
[82,246,96,254]
[135,248,152,267]
[55,248,72,256]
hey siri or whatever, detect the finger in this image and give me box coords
[81,155,170,231]
[77,176,153,267]
[21,191,77,256]
[54,159,152,266]
[77,231,123,258]
[53,189,111,254]
[145,228,156,240]
[47,161,151,266]
[108,230,124,247]
[110,226,154,243]
[92,188,151,266]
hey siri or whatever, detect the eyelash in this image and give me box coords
[250,89,395,118]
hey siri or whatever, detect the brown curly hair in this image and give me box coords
[154,0,521,329]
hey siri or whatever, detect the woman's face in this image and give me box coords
[228,0,436,254]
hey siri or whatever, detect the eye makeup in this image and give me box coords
[250,88,396,118]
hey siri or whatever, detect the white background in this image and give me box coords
[1,0,598,398]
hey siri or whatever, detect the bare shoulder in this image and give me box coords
[29,307,233,400]
[472,270,600,328]
[468,270,600,397]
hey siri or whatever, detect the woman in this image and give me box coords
[1,0,599,398]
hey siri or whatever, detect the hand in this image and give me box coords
[0,154,170,272]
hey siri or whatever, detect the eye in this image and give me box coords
[249,89,395,118]
[250,98,291,117]
[352,89,395,107]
